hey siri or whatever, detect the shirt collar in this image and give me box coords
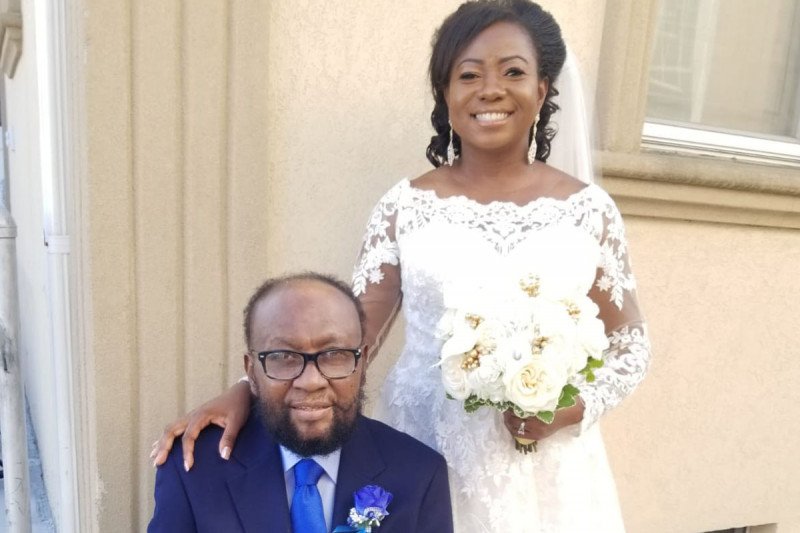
[279,445,341,484]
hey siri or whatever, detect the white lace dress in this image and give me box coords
[352,179,651,533]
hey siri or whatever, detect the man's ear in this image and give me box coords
[244,353,257,395]
[362,345,371,366]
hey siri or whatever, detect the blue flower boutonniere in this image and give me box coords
[333,485,393,533]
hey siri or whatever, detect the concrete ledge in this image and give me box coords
[602,150,800,196]
[601,151,800,229]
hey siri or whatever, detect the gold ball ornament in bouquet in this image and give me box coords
[435,226,609,454]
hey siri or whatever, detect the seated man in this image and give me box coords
[149,273,453,533]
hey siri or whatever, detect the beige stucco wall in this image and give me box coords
[82,1,275,528]
[69,0,800,531]
[605,216,800,532]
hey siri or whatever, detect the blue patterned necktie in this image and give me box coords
[291,458,327,533]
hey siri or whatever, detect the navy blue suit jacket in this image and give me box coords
[149,411,453,532]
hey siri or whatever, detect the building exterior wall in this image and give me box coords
[4,0,796,530]
[81,1,275,528]
[605,216,800,532]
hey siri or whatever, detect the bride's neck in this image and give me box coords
[451,146,534,193]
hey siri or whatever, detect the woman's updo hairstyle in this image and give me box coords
[426,0,567,167]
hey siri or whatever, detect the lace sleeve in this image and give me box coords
[352,183,404,358]
[574,194,652,433]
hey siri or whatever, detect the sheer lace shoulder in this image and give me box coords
[575,188,651,432]
[352,180,405,297]
[351,180,407,356]
[591,188,638,311]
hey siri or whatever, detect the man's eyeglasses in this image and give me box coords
[251,348,363,380]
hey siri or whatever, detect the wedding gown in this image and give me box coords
[352,178,651,533]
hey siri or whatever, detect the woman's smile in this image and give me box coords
[472,111,513,124]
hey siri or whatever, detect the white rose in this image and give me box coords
[503,358,568,415]
[440,354,471,400]
[466,351,504,401]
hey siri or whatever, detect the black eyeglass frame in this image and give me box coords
[250,347,363,381]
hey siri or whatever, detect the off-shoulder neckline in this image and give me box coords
[398,177,597,209]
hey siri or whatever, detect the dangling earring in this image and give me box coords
[527,113,540,165]
[447,121,456,166]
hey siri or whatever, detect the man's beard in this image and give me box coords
[254,382,365,457]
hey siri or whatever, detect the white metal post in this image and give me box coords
[35,0,81,528]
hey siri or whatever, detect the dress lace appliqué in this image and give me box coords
[352,184,402,297]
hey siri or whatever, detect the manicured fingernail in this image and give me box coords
[149,449,157,459]
[152,459,157,468]
[152,440,159,447]
[184,460,190,472]
[221,447,231,460]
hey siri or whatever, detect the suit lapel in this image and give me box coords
[331,417,387,529]
[226,416,292,533]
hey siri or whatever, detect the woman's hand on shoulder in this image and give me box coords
[150,379,252,470]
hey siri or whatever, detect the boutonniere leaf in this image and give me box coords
[333,485,393,532]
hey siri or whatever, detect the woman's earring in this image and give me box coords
[527,113,540,165]
[447,122,456,166]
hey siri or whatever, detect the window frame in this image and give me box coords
[594,0,800,231]
[642,121,800,168]
[641,0,800,167]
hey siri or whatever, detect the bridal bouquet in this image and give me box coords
[435,226,608,453]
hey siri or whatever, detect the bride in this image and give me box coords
[153,1,651,531]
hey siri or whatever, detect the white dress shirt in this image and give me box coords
[280,446,341,532]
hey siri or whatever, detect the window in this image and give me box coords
[643,0,800,165]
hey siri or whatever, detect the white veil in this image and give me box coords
[547,48,596,184]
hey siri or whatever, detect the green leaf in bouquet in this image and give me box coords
[587,357,604,369]
[561,383,580,396]
[510,404,529,419]
[579,357,603,374]
[557,384,580,409]
[464,395,488,413]
[535,411,555,424]
[579,357,603,383]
